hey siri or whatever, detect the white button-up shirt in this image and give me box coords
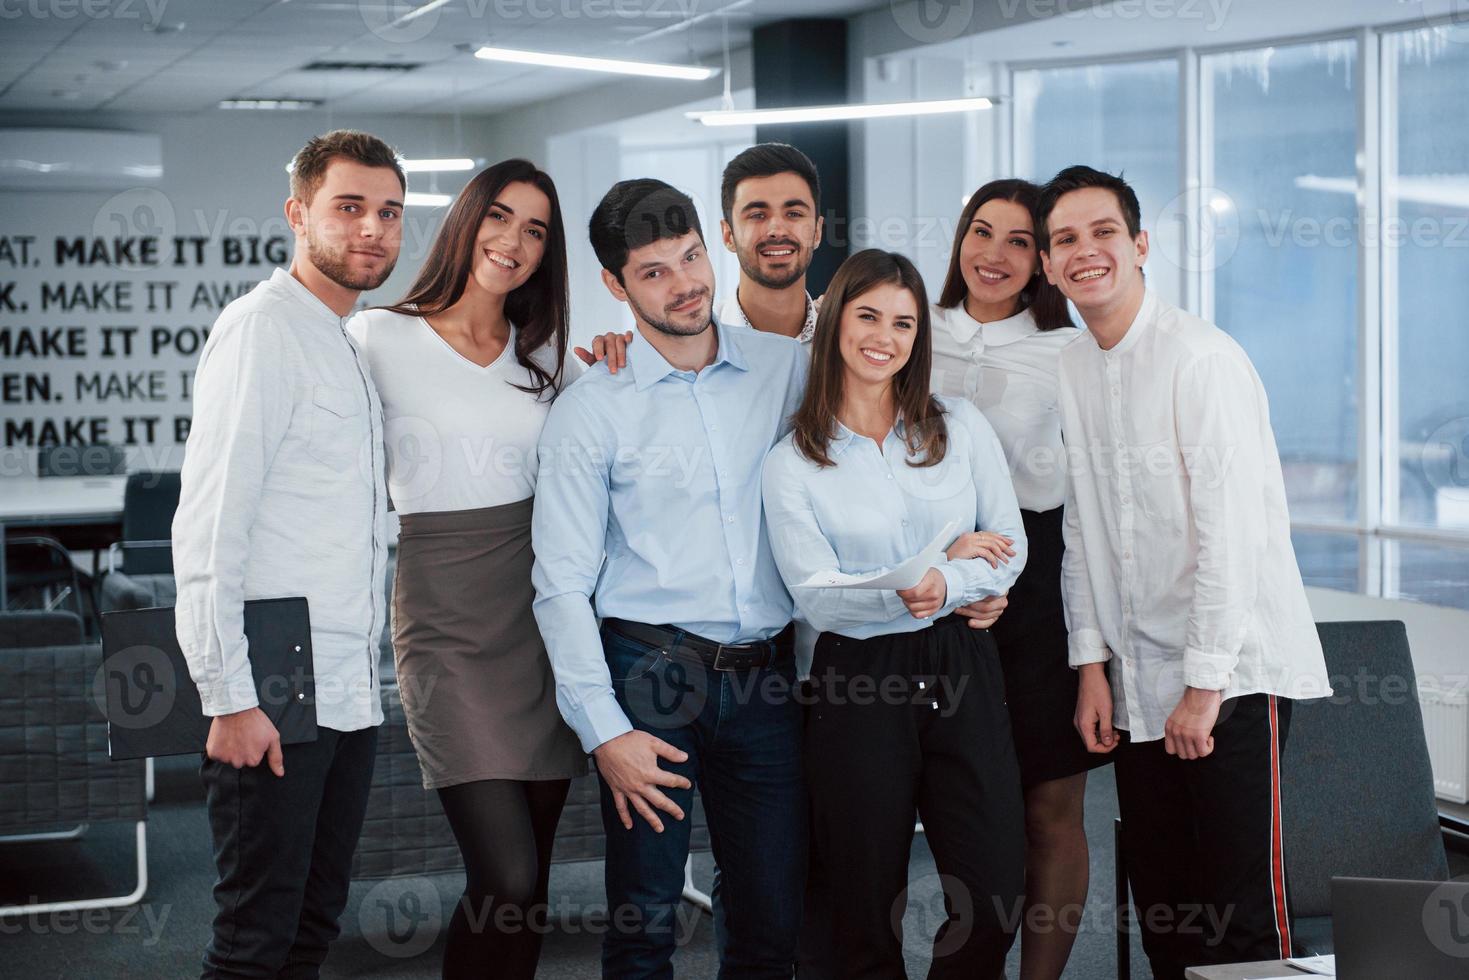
[173,268,387,732]
[1057,289,1331,742]
[929,303,1083,512]
[718,288,817,345]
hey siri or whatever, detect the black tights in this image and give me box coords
[435,778,570,980]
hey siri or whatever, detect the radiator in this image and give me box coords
[1420,680,1469,804]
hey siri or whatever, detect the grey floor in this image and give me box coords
[2,756,1141,979]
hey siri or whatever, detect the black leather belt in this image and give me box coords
[603,618,793,672]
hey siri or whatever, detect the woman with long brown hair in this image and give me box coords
[347,158,586,980]
[762,248,1029,978]
[931,177,1101,980]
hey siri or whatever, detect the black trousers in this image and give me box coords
[1114,694,1294,980]
[200,724,379,980]
[801,616,1025,980]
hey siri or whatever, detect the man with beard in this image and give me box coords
[532,178,808,978]
[172,130,403,979]
[718,142,823,345]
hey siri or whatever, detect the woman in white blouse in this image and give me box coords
[930,178,1098,980]
[347,159,589,980]
[763,248,1029,979]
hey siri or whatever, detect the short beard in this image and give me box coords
[629,289,711,338]
[738,240,811,290]
[306,228,396,292]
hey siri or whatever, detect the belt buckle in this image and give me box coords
[712,643,749,672]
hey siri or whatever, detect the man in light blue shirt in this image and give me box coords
[532,178,807,978]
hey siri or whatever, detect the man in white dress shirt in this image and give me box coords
[716,142,822,345]
[172,131,403,979]
[1037,165,1332,980]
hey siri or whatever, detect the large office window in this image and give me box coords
[1012,59,1182,307]
[1203,39,1360,526]
[1385,28,1469,534]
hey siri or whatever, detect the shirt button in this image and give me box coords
[901,519,909,527]
[726,516,735,524]
[1121,495,1131,504]
[737,558,746,566]
[886,473,894,480]
[1111,386,1120,396]
[1124,551,1132,560]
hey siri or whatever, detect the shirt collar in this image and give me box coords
[721,287,817,344]
[937,302,1039,348]
[829,413,907,458]
[1104,287,1157,356]
[626,315,748,392]
[269,266,349,325]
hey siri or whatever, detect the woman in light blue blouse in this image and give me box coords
[762,248,1029,979]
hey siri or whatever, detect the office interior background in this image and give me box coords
[1,0,1467,976]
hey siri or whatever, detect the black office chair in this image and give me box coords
[2,535,86,621]
[1279,620,1450,953]
[0,610,85,648]
[1114,620,1453,978]
[99,471,181,612]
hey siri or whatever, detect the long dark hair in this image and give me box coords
[937,178,1073,332]
[792,249,948,470]
[383,158,570,396]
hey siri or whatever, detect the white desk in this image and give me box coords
[0,475,129,609]
[1185,961,1311,979]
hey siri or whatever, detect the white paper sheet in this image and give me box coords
[1284,954,1335,976]
[795,521,960,591]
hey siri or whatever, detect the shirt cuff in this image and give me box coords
[1182,652,1234,691]
[938,563,967,611]
[881,588,908,621]
[570,690,634,755]
[197,672,261,717]
[1067,629,1112,668]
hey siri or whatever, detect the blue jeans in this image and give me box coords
[599,623,807,980]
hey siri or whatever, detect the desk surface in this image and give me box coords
[1185,962,1310,979]
[0,475,129,524]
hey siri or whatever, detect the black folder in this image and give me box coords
[100,597,318,760]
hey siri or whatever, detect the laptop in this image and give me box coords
[1332,876,1469,979]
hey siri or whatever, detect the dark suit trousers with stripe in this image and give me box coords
[1114,693,1294,980]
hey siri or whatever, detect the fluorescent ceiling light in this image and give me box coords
[688,96,995,127]
[405,191,452,207]
[400,157,476,173]
[474,45,715,81]
[219,99,320,110]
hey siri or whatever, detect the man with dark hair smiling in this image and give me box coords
[1037,165,1331,980]
[718,142,823,344]
[172,129,404,978]
[531,178,809,978]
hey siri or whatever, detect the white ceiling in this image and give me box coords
[0,0,884,116]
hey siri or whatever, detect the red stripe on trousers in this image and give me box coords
[1268,695,1292,957]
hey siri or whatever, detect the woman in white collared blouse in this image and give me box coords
[930,177,1102,980]
[763,248,1029,979]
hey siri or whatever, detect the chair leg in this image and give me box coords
[0,823,89,843]
[0,821,147,917]
[681,854,712,914]
[1116,816,1130,980]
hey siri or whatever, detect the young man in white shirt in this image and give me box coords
[172,130,403,979]
[717,142,822,344]
[1037,165,1332,980]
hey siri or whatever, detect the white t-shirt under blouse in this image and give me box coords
[929,303,1082,512]
[347,308,581,515]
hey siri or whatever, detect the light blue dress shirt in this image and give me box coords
[531,319,809,752]
[762,395,1027,641]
